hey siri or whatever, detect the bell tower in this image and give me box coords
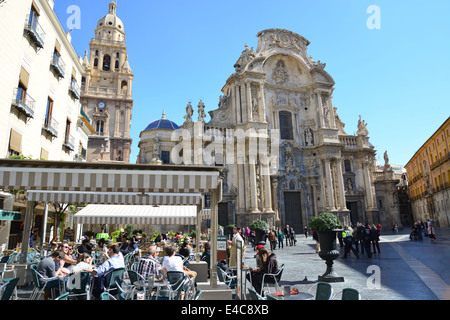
[81,1,134,163]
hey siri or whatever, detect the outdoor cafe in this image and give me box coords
[0,158,227,300]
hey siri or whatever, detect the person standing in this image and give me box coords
[290,227,296,246]
[371,224,381,254]
[228,226,244,268]
[357,223,365,254]
[428,222,436,241]
[283,225,291,246]
[304,226,308,238]
[277,228,284,250]
[268,229,277,251]
[342,226,359,259]
[363,223,373,258]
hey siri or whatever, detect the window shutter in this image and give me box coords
[9,129,22,153]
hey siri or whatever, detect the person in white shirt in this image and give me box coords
[162,246,196,279]
[228,226,244,268]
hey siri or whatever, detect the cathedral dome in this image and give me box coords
[97,1,125,32]
[144,111,180,131]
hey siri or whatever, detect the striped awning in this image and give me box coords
[74,205,198,225]
[26,191,202,205]
[0,159,221,194]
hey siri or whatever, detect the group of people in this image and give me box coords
[266,225,297,251]
[409,220,436,241]
[337,222,382,259]
[35,234,204,300]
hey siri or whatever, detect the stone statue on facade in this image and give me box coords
[198,99,206,121]
[357,115,369,136]
[184,102,193,122]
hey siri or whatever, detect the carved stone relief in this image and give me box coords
[272,60,289,85]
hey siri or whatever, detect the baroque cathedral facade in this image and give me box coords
[138,28,404,231]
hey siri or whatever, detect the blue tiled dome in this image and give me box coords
[143,111,180,131]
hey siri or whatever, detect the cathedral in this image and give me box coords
[80,1,134,163]
[137,28,405,231]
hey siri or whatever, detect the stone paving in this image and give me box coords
[243,227,450,300]
[13,228,450,301]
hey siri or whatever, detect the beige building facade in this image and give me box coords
[80,1,134,163]
[137,29,407,231]
[0,0,94,249]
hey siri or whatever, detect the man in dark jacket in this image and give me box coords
[363,223,373,258]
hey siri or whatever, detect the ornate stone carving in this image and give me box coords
[234,44,256,72]
[357,115,369,136]
[304,128,314,146]
[218,95,230,109]
[272,60,289,85]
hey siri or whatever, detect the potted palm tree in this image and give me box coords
[309,212,344,282]
[249,220,269,246]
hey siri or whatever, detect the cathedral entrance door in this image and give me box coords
[346,202,358,226]
[284,192,303,234]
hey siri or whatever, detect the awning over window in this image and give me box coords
[74,205,198,225]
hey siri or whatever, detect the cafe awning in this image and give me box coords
[74,204,199,225]
[0,209,21,221]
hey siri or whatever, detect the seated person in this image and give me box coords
[36,250,66,300]
[77,238,92,255]
[118,236,129,256]
[178,241,191,258]
[57,242,77,272]
[136,246,161,279]
[72,252,94,272]
[162,246,196,280]
[247,247,279,295]
[78,245,125,299]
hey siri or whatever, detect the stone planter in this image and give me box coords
[317,230,344,282]
[255,229,268,246]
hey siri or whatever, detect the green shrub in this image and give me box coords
[309,212,343,231]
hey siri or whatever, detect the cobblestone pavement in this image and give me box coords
[243,227,450,300]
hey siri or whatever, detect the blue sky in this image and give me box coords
[53,0,450,167]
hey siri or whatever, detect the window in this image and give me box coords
[115,60,119,70]
[96,120,104,134]
[102,54,111,71]
[95,50,99,56]
[344,160,352,172]
[279,111,293,140]
[121,81,128,90]
[161,151,170,164]
[45,97,53,127]
[64,119,71,144]
[94,58,98,68]
[116,52,120,58]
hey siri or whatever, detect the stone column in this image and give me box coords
[271,176,279,221]
[316,90,324,128]
[125,104,132,138]
[324,158,336,211]
[258,82,266,122]
[312,184,319,217]
[335,158,347,210]
[0,195,15,250]
[246,81,253,122]
[249,161,259,213]
[114,106,121,137]
[263,164,272,212]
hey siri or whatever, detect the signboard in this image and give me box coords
[0,209,21,221]
[63,228,75,242]
[217,235,227,261]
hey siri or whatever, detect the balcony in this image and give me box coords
[24,14,45,49]
[11,88,35,119]
[63,134,75,151]
[69,80,80,100]
[50,55,66,79]
[42,116,59,138]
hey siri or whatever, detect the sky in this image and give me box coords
[53,0,450,167]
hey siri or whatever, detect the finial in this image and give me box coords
[162,109,166,120]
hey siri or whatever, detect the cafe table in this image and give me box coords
[133,279,169,300]
[267,291,314,300]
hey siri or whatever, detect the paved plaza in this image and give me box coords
[244,227,450,300]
